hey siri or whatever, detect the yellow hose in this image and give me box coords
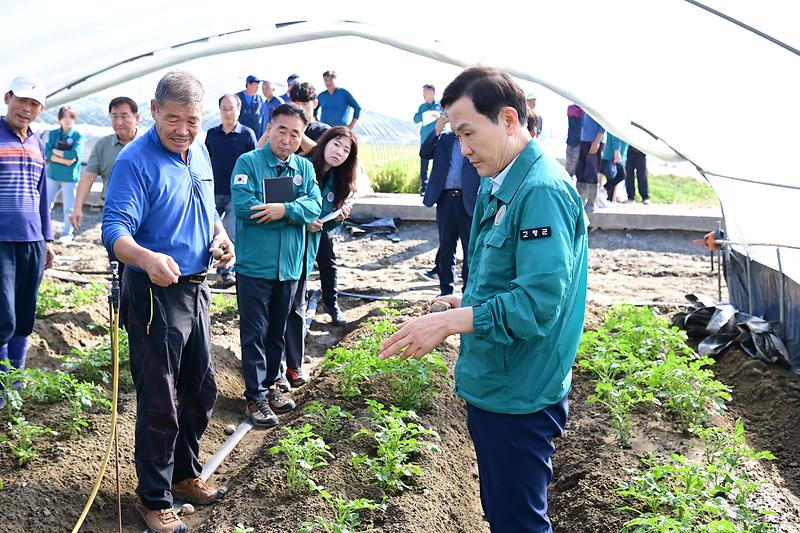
[71,308,120,532]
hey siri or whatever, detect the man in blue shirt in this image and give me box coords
[316,70,361,129]
[102,71,235,533]
[421,113,480,297]
[205,94,257,287]
[259,80,284,128]
[235,75,265,138]
[414,83,444,195]
[280,74,300,103]
[574,112,605,212]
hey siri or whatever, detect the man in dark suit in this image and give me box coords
[421,113,480,296]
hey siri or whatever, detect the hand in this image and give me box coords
[434,114,449,136]
[379,312,453,360]
[45,244,55,270]
[250,203,286,223]
[143,252,181,287]
[433,294,461,309]
[306,220,324,232]
[70,207,83,233]
[52,148,64,157]
[589,140,601,155]
[209,233,236,270]
[613,150,621,164]
[338,203,352,221]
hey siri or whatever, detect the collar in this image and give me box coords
[221,122,243,135]
[112,128,138,146]
[0,116,34,142]
[492,139,543,203]
[147,126,193,162]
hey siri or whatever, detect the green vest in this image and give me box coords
[305,170,344,274]
[456,140,589,414]
[231,145,322,280]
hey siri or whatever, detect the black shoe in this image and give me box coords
[324,303,347,326]
[417,269,438,283]
[268,387,296,414]
[246,399,279,428]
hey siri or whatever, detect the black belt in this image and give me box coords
[443,188,462,197]
[177,271,208,284]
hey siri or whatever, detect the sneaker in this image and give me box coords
[171,477,227,505]
[324,303,348,326]
[303,355,312,364]
[268,387,296,414]
[286,367,308,388]
[135,501,188,533]
[417,269,438,282]
[642,198,651,205]
[57,235,73,245]
[219,272,236,289]
[624,198,635,204]
[274,375,290,392]
[246,399,279,428]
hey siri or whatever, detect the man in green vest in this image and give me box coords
[380,66,588,533]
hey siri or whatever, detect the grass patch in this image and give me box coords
[36,281,106,317]
[360,144,419,193]
[210,294,238,317]
[647,174,719,206]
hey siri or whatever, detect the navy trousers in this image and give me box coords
[625,146,649,201]
[0,241,45,372]
[237,274,297,401]
[575,141,603,185]
[420,157,432,192]
[122,269,218,510]
[316,230,339,308]
[466,395,569,533]
[284,275,307,372]
[436,191,471,295]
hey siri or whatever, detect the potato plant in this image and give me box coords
[60,323,131,386]
[35,281,106,317]
[297,480,385,533]
[270,424,334,495]
[304,402,353,441]
[0,416,56,466]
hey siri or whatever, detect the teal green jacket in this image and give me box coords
[231,145,322,280]
[456,140,588,415]
[305,170,344,274]
[45,127,83,182]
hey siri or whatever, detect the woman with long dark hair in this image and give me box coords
[284,126,358,387]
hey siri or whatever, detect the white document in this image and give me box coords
[319,208,343,223]
[421,109,440,126]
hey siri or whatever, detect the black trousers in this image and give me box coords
[436,191,472,295]
[237,274,297,401]
[284,276,307,371]
[420,157,432,191]
[316,230,339,308]
[575,141,603,185]
[122,269,217,510]
[602,162,627,201]
[625,146,649,200]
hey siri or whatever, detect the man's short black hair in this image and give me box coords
[289,82,317,103]
[441,66,527,125]
[423,84,435,92]
[108,96,138,114]
[322,70,336,79]
[271,102,309,125]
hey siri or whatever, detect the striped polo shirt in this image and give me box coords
[0,117,52,242]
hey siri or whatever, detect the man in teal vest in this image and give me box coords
[380,66,588,533]
[231,103,321,428]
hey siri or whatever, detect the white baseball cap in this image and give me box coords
[9,76,47,105]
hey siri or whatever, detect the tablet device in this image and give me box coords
[262,176,295,203]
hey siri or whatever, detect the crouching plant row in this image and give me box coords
[579,305,776,532]
[267,314,446,532]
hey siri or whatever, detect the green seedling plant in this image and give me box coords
[231,525,254,533]
[210,294,238,317]
[0,416,56,466]
[324,346,381,398]
[24,369,79,404]
[60,323,131,386]
[351,400,439,494]
[298,480,386,533]
[0,358,26,418]
[304,402,353,440]
[382,353,448,411]
[270,424,334,495]
[36,282,106,317]
[64,381,111,435]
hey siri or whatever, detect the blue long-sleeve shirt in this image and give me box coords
[579,113,605,143]
[101,127,218,275]
[414,100,444,143]
[316,88,361,127]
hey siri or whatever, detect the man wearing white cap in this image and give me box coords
[0,76,55,399]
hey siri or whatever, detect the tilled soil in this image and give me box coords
[1,211,799,532]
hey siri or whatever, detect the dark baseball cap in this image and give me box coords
[246,75,262,84]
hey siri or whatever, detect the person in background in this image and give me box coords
[413,83,443,195]
[45,106,83,244]
[283,126,358,388]
[102,70,233,533]
[280,74,300,103]
[600,132,628,204]
[565,104,584,178]
[259,80,285,128]
[231,104,321,428]
[205,94,257,288]
[625,144,650,204]
[574,111,605,212]
[526,92,543,137]
[71,96,141,234]
[421,112,480,297]
[527,112,540,138]
[379,66,587,533]
[235,75,265,138]
[0,75,55,409]
[316,70,361,129]
[257,82,330,156]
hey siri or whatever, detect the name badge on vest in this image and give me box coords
[520,226,551,240]
[293,175,303,186]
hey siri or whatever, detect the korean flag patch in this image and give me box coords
[233,174,248,186]
[520,226,551,240]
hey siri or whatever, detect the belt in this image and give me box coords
[443,188,462,197]
[177,271,208,284]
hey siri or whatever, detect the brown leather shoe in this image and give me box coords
[171,476,227,505]
[135,501,188,533]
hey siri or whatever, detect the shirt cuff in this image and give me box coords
[472,303,493,339]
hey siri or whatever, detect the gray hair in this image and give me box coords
[154,70,204,108]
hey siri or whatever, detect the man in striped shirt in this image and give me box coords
[0,75,54,394]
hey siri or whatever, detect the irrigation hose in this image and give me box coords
[71,284,122,532]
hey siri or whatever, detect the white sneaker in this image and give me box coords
[642,199,651,205]
[57,235,73,245]
[595,196,612,209]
